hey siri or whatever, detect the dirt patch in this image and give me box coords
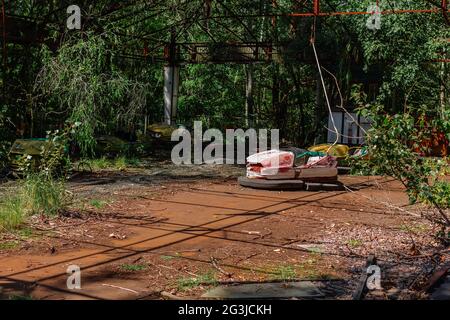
[0,166,448,300]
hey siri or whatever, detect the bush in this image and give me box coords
[426,181,450,208]
[16,125,76,177]
[114,156,141,170]
[356,104,450,244]
[358,106,450,207]
[0,124,75,232]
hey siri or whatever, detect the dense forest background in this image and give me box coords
[0,0,448,157]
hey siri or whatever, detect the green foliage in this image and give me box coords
[179,64,246,129]
[0,142,10,174]
[120,263,148,272]
[113,156,128,171]
[0,124,73,232]
[89,199,108,209]
[35,32,147,156]
[345,1,449,107]
[0,241,20,250]
[160,255,177,261]
[399,223,428,234]
[357,104,450,208]
[346,239,363,248]
[0,195,26,232]
[0,106,12,173]
[8,295,33,301]
[177,271,218,291]
[2,0,447,149]
[0,172,67,232]
[354,99,450,244]
[38,128,73,176]
[271,265,297,281]
[88,157,110,170]
[15,124,77,177]
[23,173,68,217]
[426,181,450,208]
[124,157,141,167]
[80,156,140,172]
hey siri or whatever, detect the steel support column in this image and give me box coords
[163,65,180,125]
[314,0,320,16]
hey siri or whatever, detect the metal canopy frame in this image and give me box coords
[1,0,449,65]
[291,0,449,17]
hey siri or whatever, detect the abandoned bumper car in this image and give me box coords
[238,148,345,191]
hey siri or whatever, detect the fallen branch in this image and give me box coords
[160,291,199,300]
[424,262,450,293]
[352,254,377,300]
[152,262,198,277]
[102,283,139,294]
[343,185,421,218]
[210,257,233,278]
[235,252,259,264]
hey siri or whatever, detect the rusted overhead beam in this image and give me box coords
[443,0,450,25]
[2,0,5,68]
[313,0,320,16]
[289,0,450,19]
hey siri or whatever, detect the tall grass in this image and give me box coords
[0,173,68,232]
[113,156,127,170]
[81,156,141,171]
[23,174,67,216]
[0,195,25,231]
[89,157,110,170]
[177,271,218,291]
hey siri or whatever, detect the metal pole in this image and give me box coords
[1,0,6,69]
[443,0,450,25]
[289,8,444,17]
[163,30,180,125]
[314,0,320,16]
[163,65,180,125]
